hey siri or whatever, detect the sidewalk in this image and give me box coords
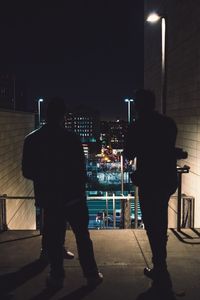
[0,229,200,299]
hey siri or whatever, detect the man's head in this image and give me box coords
[134,89,156,116]
[46,97,67,124]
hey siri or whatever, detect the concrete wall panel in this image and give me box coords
[144,0,200,227]
[0,110,35,229]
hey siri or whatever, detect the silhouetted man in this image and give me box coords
[40,217,74,261]
[124,89,178,284]
[22,98,103,289]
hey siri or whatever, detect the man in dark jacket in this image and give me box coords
[124,89,177,285]
[22,98,103,289]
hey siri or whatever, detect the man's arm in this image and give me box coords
[22,136,36,180]
[123,123,137,160]
[71,133,87,184]
[167,117,177,146]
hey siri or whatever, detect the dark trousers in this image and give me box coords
[41,213,66,251]
[43,201,98,278]
[139,189,170,269]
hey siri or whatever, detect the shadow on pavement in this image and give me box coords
[0,234,40,245]
[0,259,48,299]
[31,285,99,300]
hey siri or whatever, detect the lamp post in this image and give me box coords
[146,13,166,114]
[38,98,44,127]
[124,98,134,123]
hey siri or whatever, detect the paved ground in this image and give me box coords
[0,229,200,300]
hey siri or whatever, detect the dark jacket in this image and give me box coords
[124,111,178,194]
[22,124,87,208]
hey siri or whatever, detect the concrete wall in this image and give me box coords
[0,109,35,229]
[144,0,200,227]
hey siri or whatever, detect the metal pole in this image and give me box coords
[134,187,138,229]
[38,99,43,128]
[0,195,8,231]
[125,99,133,124]
[113,193,116,229]
[121,154,124,195]
[38,101,40,127]
[120,154,125,227]
[102,211,105,229]
[106,193,109,228]
[177,172,182,231]
[161,17,166,115]
[128,101,130,123]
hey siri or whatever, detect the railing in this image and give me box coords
[87,192,142,229]
[181,195,195,228]
[0,195,7,231]
[0,194,35,232]
[176,165,191,231]
[0,191,194,232]
[0,193,141,231]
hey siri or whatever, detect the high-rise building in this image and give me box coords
[100,120,128,149]
[65,106,100,155]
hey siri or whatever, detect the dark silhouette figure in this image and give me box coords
[124,89,178,289]
[136,278,178,300]
[22,98,103,289]
[40,215,74,262]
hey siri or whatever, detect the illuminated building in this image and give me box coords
[65,106,100,155]
[100,120,128,149]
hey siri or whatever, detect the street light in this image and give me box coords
[124,98,134,123]
[146,13,166,114]
[38,98,44,127]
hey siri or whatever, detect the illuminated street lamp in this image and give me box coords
[38,98,44,127]
[124,98,134,123]
[146,13,166,114]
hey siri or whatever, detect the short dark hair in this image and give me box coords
[46,97,66,122]
[134,89,156,113]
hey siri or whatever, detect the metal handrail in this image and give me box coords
[0,194,35,232]
[0,193,140,231]
[0,195,35,200]
[181,194,195,228]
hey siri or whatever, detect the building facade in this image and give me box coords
[100,120,128,149]
[0,110,35,229]
[144,0,200,227]
[65,106,101,155]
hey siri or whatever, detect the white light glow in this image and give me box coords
[146,13,161,23]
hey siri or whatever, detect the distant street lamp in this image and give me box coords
[124,98,134,123]
[38,98,44,127]
[146,13,166,114]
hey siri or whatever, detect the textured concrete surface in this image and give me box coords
[0,229,200,299]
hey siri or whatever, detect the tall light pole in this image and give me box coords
[124,98,134,123]
[38,98,44,127]
[146,13,166,114]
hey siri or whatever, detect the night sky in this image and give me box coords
[1,1,144,120]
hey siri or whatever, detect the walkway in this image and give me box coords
[0,229,200,299]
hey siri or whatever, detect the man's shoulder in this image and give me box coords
[154,111,173,121]
[152,112,176,126]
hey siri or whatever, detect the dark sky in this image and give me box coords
[1,1,144,120]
